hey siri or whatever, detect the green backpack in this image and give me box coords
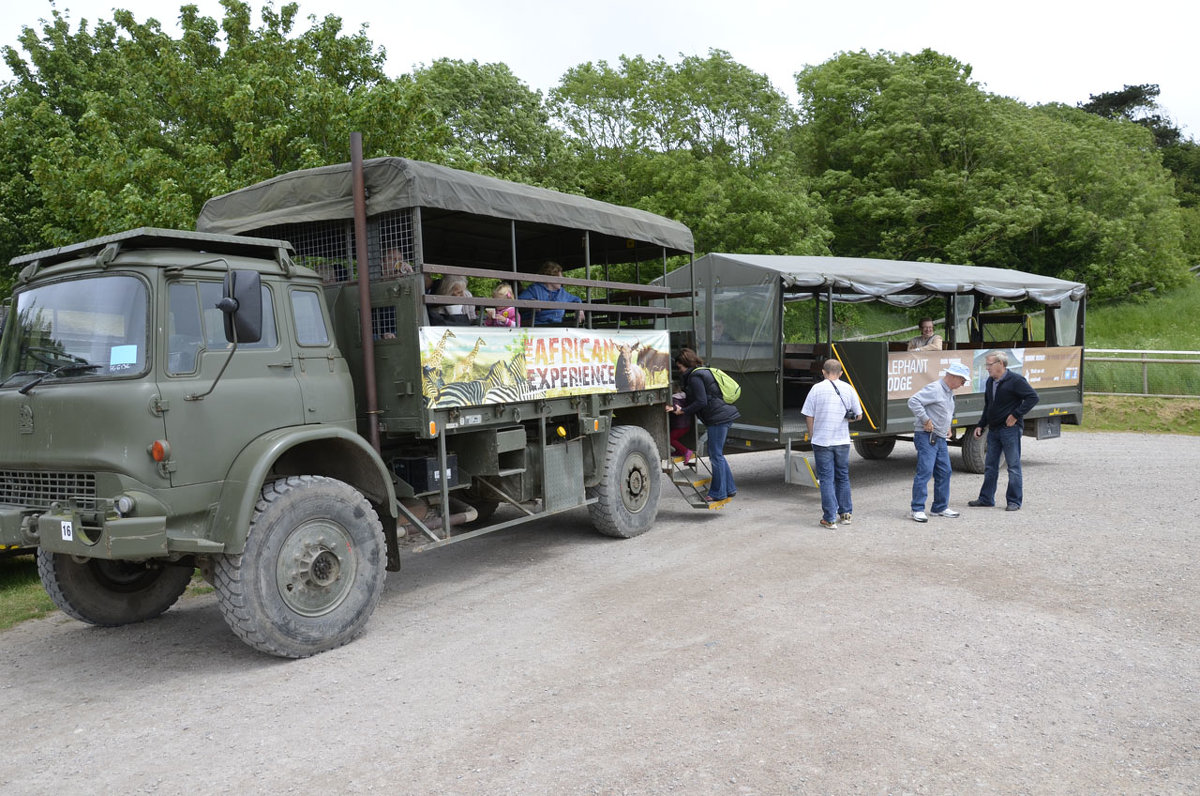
[698,367,741,404]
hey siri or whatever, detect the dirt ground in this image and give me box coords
[1,431,1197,795]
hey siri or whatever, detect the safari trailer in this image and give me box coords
[661,253,1087,474]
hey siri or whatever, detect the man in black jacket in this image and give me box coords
[968,351,1040,511]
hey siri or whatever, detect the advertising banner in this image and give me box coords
[886,346,1082,400]
[420,327,671,408]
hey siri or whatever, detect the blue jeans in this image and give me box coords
[912,434,951,513]
[705,422,736,500]
[812,444,852,523]
[978,424,1023,508]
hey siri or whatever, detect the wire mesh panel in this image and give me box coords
[376,210,416,280]
[258,220,356,284]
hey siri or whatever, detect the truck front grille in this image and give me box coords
[0,471,98,510]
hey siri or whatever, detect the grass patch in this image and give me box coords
[0,554,56,630]
[1074,395,1200,435]
[1087,278,1200,350]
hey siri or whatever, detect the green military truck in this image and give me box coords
[0,156,693,656]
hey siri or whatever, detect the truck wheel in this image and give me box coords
[853,437,896,460]
[214,475,386,658]
[587,425,661,539]
[37,549,193,626]
[961,428,987,474]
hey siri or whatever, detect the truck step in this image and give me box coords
[685,496,730,510]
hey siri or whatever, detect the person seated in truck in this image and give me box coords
[430,275,475,326]
[518,261,584,327]
[381,248,413,278]
[907,318,943,351]
[483,282,519,328]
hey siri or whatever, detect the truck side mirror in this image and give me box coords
[219,270,263,344]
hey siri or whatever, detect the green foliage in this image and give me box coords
[794,50,1190,302]
[552,50,831,260]
[0,1,449,270]
[1086,275,1200,349]
[1077,83,1181,147]
[412,59,567,186]
[0,7,1192,304]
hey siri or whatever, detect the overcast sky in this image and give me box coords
[3,0,1197,137]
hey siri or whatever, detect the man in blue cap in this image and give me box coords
[907,362,971,522]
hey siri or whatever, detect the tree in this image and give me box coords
[0,0,450,280]
[1078,84,1181,147]
[795,49,1189,300]
[551,50,829,260]
[411,59,566,186]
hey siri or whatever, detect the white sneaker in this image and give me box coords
[933,508,960,518]
[911,510,928,523]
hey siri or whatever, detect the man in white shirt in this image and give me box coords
[801,359,863,529]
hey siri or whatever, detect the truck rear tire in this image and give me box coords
[214,475,386,658]
[37,550,193,626]
[587,425,661,539]
[961,428,987,474]
[853,437,896,460]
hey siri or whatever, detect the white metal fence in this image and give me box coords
[1085,349,1200,398]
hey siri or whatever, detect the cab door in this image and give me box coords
[156,279,305,487]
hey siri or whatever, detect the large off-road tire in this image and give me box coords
[214,475,386,658]
[853,437,896,460]
[961,427,987,474]
[37,549,193,626]
[587,425,661,539]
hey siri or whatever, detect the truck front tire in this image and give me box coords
[214,475,386,658]
[587,425,661,539]
[37,550,193,626]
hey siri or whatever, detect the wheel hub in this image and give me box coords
[621,454,651,513]
[276,521,357,617]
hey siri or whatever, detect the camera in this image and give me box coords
[844,410,857,420]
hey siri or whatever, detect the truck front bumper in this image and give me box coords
[37,507,169,560]
[0,504,40,550]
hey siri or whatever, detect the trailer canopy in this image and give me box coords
[693,253,1087,306]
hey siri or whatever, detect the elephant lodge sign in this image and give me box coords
[419,328,671,408]
[885,346,1083,400]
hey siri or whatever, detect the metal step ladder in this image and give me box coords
[666,455,731,510]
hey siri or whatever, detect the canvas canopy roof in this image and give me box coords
[692,253,1087,306]
[197,157,693,256]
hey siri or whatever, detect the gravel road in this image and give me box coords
[1,431,1197,794]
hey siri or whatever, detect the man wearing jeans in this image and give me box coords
[801,359,863,529]
[969,351,1040,511]
[908,363,971,522]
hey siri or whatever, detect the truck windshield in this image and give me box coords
[0,275,149,384]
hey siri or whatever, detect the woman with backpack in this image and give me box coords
[669,348,740,502]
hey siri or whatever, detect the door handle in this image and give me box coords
[268,361,294,369]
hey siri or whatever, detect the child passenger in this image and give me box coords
[484,283,519,328]
[669,389,695,467]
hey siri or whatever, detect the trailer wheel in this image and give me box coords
[37,550,193,626]
[214,475,386,658]
[587,425,661,539]
[961,428,987,474]
[853,437,896,460]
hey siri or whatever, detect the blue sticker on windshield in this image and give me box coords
[110,345,138,367]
